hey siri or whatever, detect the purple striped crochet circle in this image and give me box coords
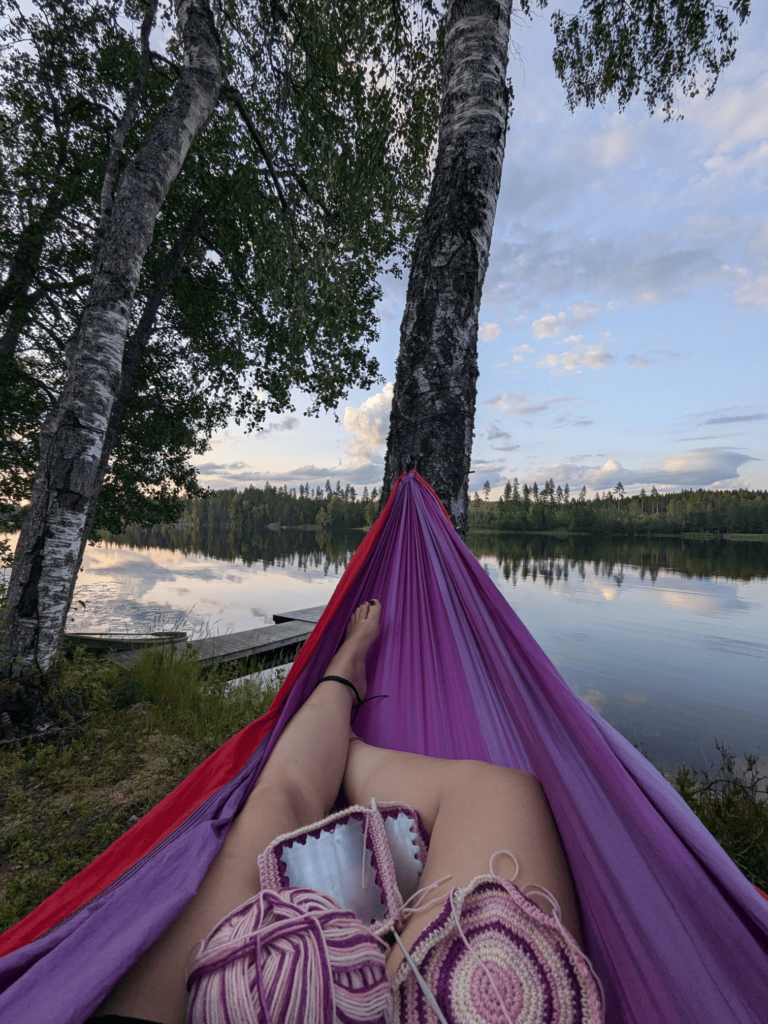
[186,887,393,1024]
[393,878,603,1024]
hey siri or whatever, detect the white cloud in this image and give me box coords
[511,342,533,363]
[484,226,732,308]
[479,321,503,342]
[627,354,652,368]
[696,72,768,182]
[531,448,757,491]
[532,312,567,337]
[469,458,506,488]
[486,392,575,417]
[194,460,385,488]
[342,383,394,467]
[195,384,397,491]
[531,301,601,338]
[569,301,602,324]
[537,342,614,376]
[733,268,768,306]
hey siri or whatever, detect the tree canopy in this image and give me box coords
[0,0,441,533]
[521,0,752,119]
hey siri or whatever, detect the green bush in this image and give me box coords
[673,741,768,889]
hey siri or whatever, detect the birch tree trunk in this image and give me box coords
[381,0,511,534]
[1,0,220,691]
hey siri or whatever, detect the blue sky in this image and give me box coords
[194,4,768,497]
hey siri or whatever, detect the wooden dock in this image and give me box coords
[105,605,328,671]
[190,619,314,668]
[272,605,326,625]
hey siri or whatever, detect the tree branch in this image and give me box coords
[220,84,292,219]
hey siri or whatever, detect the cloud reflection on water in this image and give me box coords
[57,527,768,771]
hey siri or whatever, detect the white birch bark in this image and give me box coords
[91,0,158,277]
[1,0,220,687]
[382,0,511,534]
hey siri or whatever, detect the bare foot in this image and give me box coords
[321,600,381,704]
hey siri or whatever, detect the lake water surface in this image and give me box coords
[61,526,768,770]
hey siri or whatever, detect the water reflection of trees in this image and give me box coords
[465,534,768,584]
[100,523,364,576]
[99,524,767,584]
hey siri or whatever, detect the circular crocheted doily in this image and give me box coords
[393,877,603,1024]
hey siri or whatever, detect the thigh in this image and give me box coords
[95,785,302,1024]
[385,761,582,980]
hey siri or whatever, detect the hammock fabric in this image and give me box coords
[1,471,767,1024]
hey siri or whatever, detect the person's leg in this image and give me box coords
[96,601,381,1024]
[342,739,581,982]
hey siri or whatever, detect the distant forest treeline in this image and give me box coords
[469,479,768,535]
[186,480,380,530]
[167,478,768,536]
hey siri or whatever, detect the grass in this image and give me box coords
[0,647,280,931]
[2,651,767,932]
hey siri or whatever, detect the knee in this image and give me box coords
[251,777,324,830]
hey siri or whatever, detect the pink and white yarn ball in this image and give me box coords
[186,887,393,1024]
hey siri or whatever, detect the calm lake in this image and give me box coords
[62,525,768,771]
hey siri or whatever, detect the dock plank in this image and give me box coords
[190,620,314,667]
[109,620,314,670]
[272,605,327,625]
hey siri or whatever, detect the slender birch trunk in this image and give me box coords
[84,211,206,536]
[382,0,511,534]
[1,0,220,691]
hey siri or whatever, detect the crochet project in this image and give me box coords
[257,800,429,937]
[392,876,604,1024]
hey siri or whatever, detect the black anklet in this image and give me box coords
[317,674,362,707]
[316,675,389,721]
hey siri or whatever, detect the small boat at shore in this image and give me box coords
[64,630,187,652]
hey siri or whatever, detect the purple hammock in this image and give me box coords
[2,471,767,1023]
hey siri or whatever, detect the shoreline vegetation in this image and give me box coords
[1,644,766,932]
[125,480,768,539]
